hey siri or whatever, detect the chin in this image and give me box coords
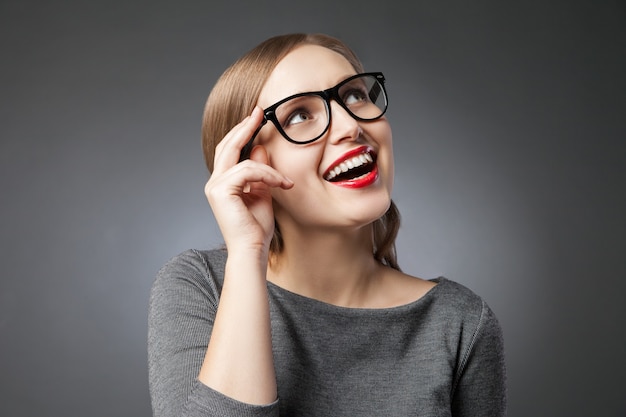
[340,196,392,227]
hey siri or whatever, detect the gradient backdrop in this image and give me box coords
[1,1,624,416]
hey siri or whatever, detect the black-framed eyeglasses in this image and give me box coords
[239,72,388,161]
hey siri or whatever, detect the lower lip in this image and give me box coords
[330,165,379,189]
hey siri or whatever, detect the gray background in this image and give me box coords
[1,1,624,416]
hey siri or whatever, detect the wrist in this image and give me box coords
[225,245,270,269]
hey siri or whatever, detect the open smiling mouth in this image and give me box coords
[323,148,377,183]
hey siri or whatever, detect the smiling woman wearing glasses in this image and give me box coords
[148,33,506,417]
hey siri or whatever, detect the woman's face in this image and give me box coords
[254,44,394,234]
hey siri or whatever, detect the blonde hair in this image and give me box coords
[201,33,400,270]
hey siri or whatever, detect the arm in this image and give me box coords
[148,250,217,416]
[147,250,280,417]
[451,302,507,417]
[197,250,276,404]
[149,107,293,416]
[200,106,293,406]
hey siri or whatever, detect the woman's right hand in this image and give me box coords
[204,106,293,255]
[200,106,285,404]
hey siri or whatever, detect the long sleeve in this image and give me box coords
[450,301,507,416]
[147,249,279,417]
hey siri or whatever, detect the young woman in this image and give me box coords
[148,33,506,417]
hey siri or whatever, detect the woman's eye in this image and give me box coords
[285,111,311,126]
[343,89,368,105]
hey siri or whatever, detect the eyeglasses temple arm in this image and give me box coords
[238,119,266,162]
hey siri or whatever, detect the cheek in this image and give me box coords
[266,149,324,215]
[373,123,394,187]
[266,140,323,180]
[272,155,305,176]
[379,122,394,150]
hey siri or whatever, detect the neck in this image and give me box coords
[267,224,383,307]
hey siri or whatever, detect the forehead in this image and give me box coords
[258,44,357,108]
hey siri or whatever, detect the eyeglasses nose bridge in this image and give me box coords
[326,97,363,139]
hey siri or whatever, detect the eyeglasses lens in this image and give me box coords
[274,95,328,143]
[339,75,387,120]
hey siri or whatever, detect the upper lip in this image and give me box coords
[323,146,377,181]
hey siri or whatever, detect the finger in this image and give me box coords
[206,161,293,199]
[212,107,264,173]
[231,162,294,190]
[249,145,293,189]
[242,145,281,193]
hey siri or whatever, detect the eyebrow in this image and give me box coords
[267,73,359,104]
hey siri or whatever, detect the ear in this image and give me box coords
[249,145,270,165]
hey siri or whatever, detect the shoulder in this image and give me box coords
[157,248,227,278]
[437,277,504,352]
[151,248,228,308]
[432,277,486,314]
[427,278,503,344]
[433,280,506,405]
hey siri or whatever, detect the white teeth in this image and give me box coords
[325,152,374,180]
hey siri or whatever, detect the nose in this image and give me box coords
[326,100,362,144]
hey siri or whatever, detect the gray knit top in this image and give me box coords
[148,248,506,416]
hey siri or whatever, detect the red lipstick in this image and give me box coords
[323,146,379,189]
[333,164,379,188]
